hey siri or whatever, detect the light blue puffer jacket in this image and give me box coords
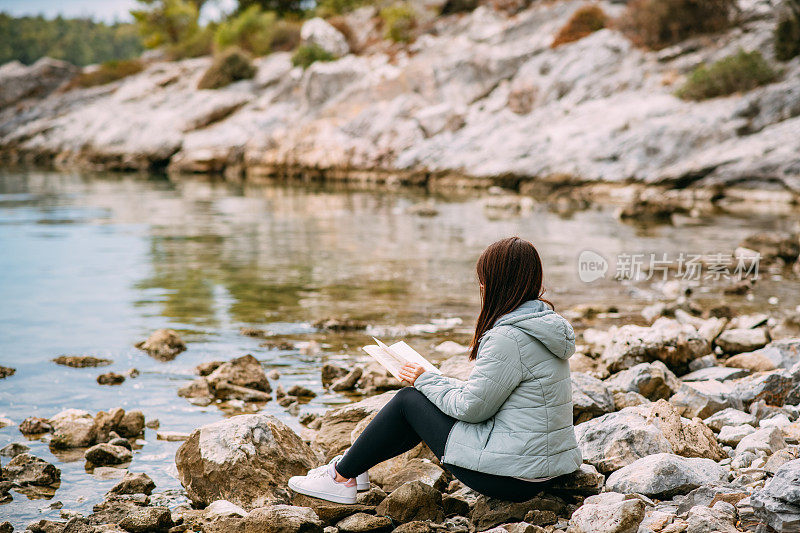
[414,299,582,479]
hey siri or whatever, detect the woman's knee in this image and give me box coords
[395,386,425,406]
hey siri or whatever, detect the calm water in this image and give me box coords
[0,169,797,527]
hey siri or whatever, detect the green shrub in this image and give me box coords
[676,49,779,100]
[316,0,367,17]
[214,5,277,56]
[618,0,736,50]
[291,43,335,68]
[269,20,302,51]
[168,25,214,59]
[380,3,416,43]
[66,59,144,89]
[551,4,607,48]
[775,0,800,61]
[198,47,256,89]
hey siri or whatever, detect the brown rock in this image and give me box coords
[4,453,60,486]
[335,513,392,533]
[287,385,316,398]
[381,459,447,492]
[85,443,132,466]
[135,329,186,361]
[19,416,52,435]
[375,481,443,523]
[52,356,112,368]
[315,391,397,461]
[647,400,725,461]
[206,354,271,393]
[110,472,156,495]
[321,364,348,387]
[0,366,14,379]
[240,505,323,533]
[119,507,173,532]
[97,372,125,386]
[290,494,374,525]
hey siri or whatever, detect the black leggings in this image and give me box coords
[335,387,548,502]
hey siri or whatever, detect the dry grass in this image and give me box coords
[66,59,144,89]
[551,4,608,48]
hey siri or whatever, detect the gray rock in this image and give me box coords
[135,329,186,361]
[567,492,645,533]
[3,453,60,486]
[600,319,710,373]
[669,382,730,419]
[243,504,323,533]
[751,459,800,532]
[716,328,769,355]
[315,391,397,461]
[119,507,173,533]
[49,409,96,448]
[207,354,271,394]
[176,413,318,509]
[604,361,680,401]
[680,366,749,382]
[291,494,374,525]
[686,502,738,533]
[300,18,350,58]
[571,372,614,423]
[203,499,248,518]
[331,367,363,392]
[704,407,757,432]
[606,453,726,498]
[574,406,672,473]
[0,57,78,108]
[718,424,756,446]
[726,370,795,408]
[725,339,800,372]
[735,426,786,455]
[109,472,155,495]
[375,481,443,523]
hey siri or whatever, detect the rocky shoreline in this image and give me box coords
[3,247,800,532]
[1,0,799,202]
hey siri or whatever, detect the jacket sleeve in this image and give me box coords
[414,331,522,423]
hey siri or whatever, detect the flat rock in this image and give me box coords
[52,355,113,368]
[680,366,749,382]
[242,505,323,533]
[567,492,645,533]
[175,413,318,509]
[606,453,726,498]
[381,458,447,492]
[290,494,374,525]
[751,458,800,532]
[135,329,186,361]
[604,361,680,401]
[439,354,474,380]
[716,328,769,354]
[704,407,757,432]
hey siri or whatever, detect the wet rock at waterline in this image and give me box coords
[85,443,133,466]
[97,372,125,385]
[52,355,112,368]
[119,507,173,533]
[135,328,186,361]
[0,366,14,379]
[175,413,318,509]
[3,453,61,486]
[109,472,156,495]
[179,354,273,405]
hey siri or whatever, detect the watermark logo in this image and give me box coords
[578,250,608,283]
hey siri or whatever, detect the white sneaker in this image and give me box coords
[329,454,370,491]
[288,462,357,504]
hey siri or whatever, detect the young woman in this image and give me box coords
[289,236,582,503]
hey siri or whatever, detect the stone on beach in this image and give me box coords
[571,372,615,423]
[135,329,186,361]
[715,328,770,354]
[119,507,173,533]
[604,361,680,401]
[751,459,800,532]
[606,453,726,498]
[85,443,133,466]
[175,413,318,509]
[97,372,125,385]
[725,339,800,372]
[3,453,61,486]
[110,472,156,495]
[567,492,645,533]
[52,355,112,368]
[375,481,444,524]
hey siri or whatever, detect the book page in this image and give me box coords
[362,338,442,383]
[390,341,441,374]
[362,344,405,382]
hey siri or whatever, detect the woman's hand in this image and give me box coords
[399,363,425,385]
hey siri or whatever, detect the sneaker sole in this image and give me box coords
[287,478,357,505]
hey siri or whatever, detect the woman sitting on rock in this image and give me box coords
[289,236,582,503]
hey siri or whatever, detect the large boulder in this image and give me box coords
[567,492,645,533]
[571,372,615,423]
[0,57,78,108]
[176,413,319,509]
[600,318,710,373]
[575,406,673,473]
[315,391,396,460]
[604,361,680,401]
[300,18,349,58]
[751,459,800,532]
[606,453,726,498]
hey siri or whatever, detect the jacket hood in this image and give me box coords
[493,299,576,360]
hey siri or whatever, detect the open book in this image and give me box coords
[362,337,441,383]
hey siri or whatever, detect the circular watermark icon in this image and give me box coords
[577,250,608,283]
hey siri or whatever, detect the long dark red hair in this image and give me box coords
[468,237,552,360]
